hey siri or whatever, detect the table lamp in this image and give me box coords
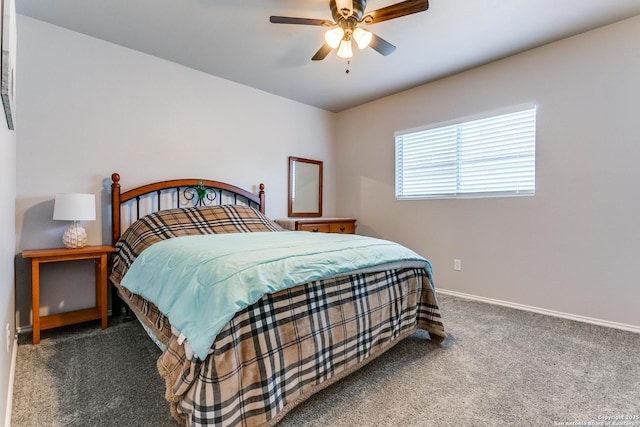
[53,193,96,248]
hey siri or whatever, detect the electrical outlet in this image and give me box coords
[5,323,10,353]
[454,259,462,271]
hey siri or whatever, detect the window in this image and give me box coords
[395,106,536,199]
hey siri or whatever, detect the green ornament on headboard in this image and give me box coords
[196,180,207,204]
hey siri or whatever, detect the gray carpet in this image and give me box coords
[11,318,172,427]
[12,294,640,426]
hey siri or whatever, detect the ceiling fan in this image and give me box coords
[270,0,429,61]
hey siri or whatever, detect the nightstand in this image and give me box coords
[276,218,357,234]
[22,245,115,344]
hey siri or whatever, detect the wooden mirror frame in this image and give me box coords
[288,156,323,217]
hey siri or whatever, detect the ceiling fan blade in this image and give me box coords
[369,33,396,56]
[365,0,429,24]
[312,43,334,61]
[270,16,333,26]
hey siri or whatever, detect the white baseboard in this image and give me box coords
[4,335,17,427]
[14,325,28,335]
[436,288,640,334]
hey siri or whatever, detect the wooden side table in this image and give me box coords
[22,245,115,344]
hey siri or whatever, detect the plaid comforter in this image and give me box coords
[110,205,446,427]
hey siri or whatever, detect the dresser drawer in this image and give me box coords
[298,223,331,233]
[329,222,355,234]
[275,218,357,234]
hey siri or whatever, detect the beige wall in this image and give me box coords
[335,15,640,328]
[14,16,337,327]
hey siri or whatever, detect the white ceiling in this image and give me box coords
[16,0,640,112]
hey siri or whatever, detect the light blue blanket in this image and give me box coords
[120,231,430,360]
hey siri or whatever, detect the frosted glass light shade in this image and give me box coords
[337,39,353,58]
[353,28,372,49]
[325,27,344,49]
[53,193,96,248]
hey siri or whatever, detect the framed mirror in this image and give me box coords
[288,156,323,217]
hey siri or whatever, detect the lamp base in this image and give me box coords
[62,221,87,249]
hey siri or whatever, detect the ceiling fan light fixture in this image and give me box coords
[353,27,372,49]
[337,39,353,58]
[325,27,345,49]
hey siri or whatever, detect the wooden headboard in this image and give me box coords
[110,173,265,245]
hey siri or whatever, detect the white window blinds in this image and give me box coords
[395,107,536,199]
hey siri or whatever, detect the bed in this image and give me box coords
[108,173,446,427]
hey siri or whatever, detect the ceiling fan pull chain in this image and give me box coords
[346,60,350,74]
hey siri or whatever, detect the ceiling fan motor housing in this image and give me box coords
[331,0,366,21]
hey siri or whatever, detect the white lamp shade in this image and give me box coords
[337,39,353,58]
[53,193,96,221]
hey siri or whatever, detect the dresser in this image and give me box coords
[276,218,357,234]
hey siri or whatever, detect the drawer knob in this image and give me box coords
[312,228,319,232]
[339,227,345,232]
